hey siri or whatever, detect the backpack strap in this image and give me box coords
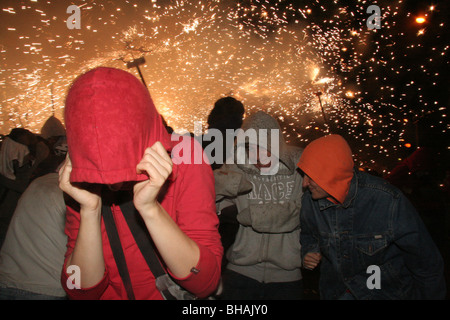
[119,200,176,300]
[102,204,135,300]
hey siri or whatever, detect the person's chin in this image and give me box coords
[311,192,326,200]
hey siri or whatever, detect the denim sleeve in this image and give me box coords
[299,194,320,260]
[392,193,446,299]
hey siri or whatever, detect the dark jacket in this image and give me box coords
[301,170,446,299]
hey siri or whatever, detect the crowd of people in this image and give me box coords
[0,67,448,300]
[0,119,68,299]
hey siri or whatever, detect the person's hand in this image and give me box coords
[58,154,101,213]
[303,252,322,270]
[133,141,173,217]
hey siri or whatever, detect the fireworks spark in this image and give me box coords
[0,0,448,172]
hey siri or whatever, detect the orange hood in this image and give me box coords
[297,134,354,204]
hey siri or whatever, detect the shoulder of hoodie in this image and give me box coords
[283,144,304,164]
[356,171,404,200]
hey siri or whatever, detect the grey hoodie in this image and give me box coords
[214,111,303,283]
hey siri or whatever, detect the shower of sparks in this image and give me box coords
[0,0,449,172]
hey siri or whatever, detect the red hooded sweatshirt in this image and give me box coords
[61,67,222,299]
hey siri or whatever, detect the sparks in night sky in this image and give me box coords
[0,0,448,173]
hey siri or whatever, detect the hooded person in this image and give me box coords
[59,67,222,300]
[297,134,354,204]
[298,134,446,300]
[214,111,304,300]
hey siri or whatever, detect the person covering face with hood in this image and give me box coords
[298,134,446,300]
[59,67,222,300]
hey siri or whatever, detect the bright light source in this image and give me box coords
[416,17,426,24]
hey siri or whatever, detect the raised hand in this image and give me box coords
[58,154,101,213]
[133,141,173,217]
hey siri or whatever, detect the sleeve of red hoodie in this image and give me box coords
[60,205,109,300]
[167,137,223,298]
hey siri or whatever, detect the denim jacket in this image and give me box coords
[300,170,446,299]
